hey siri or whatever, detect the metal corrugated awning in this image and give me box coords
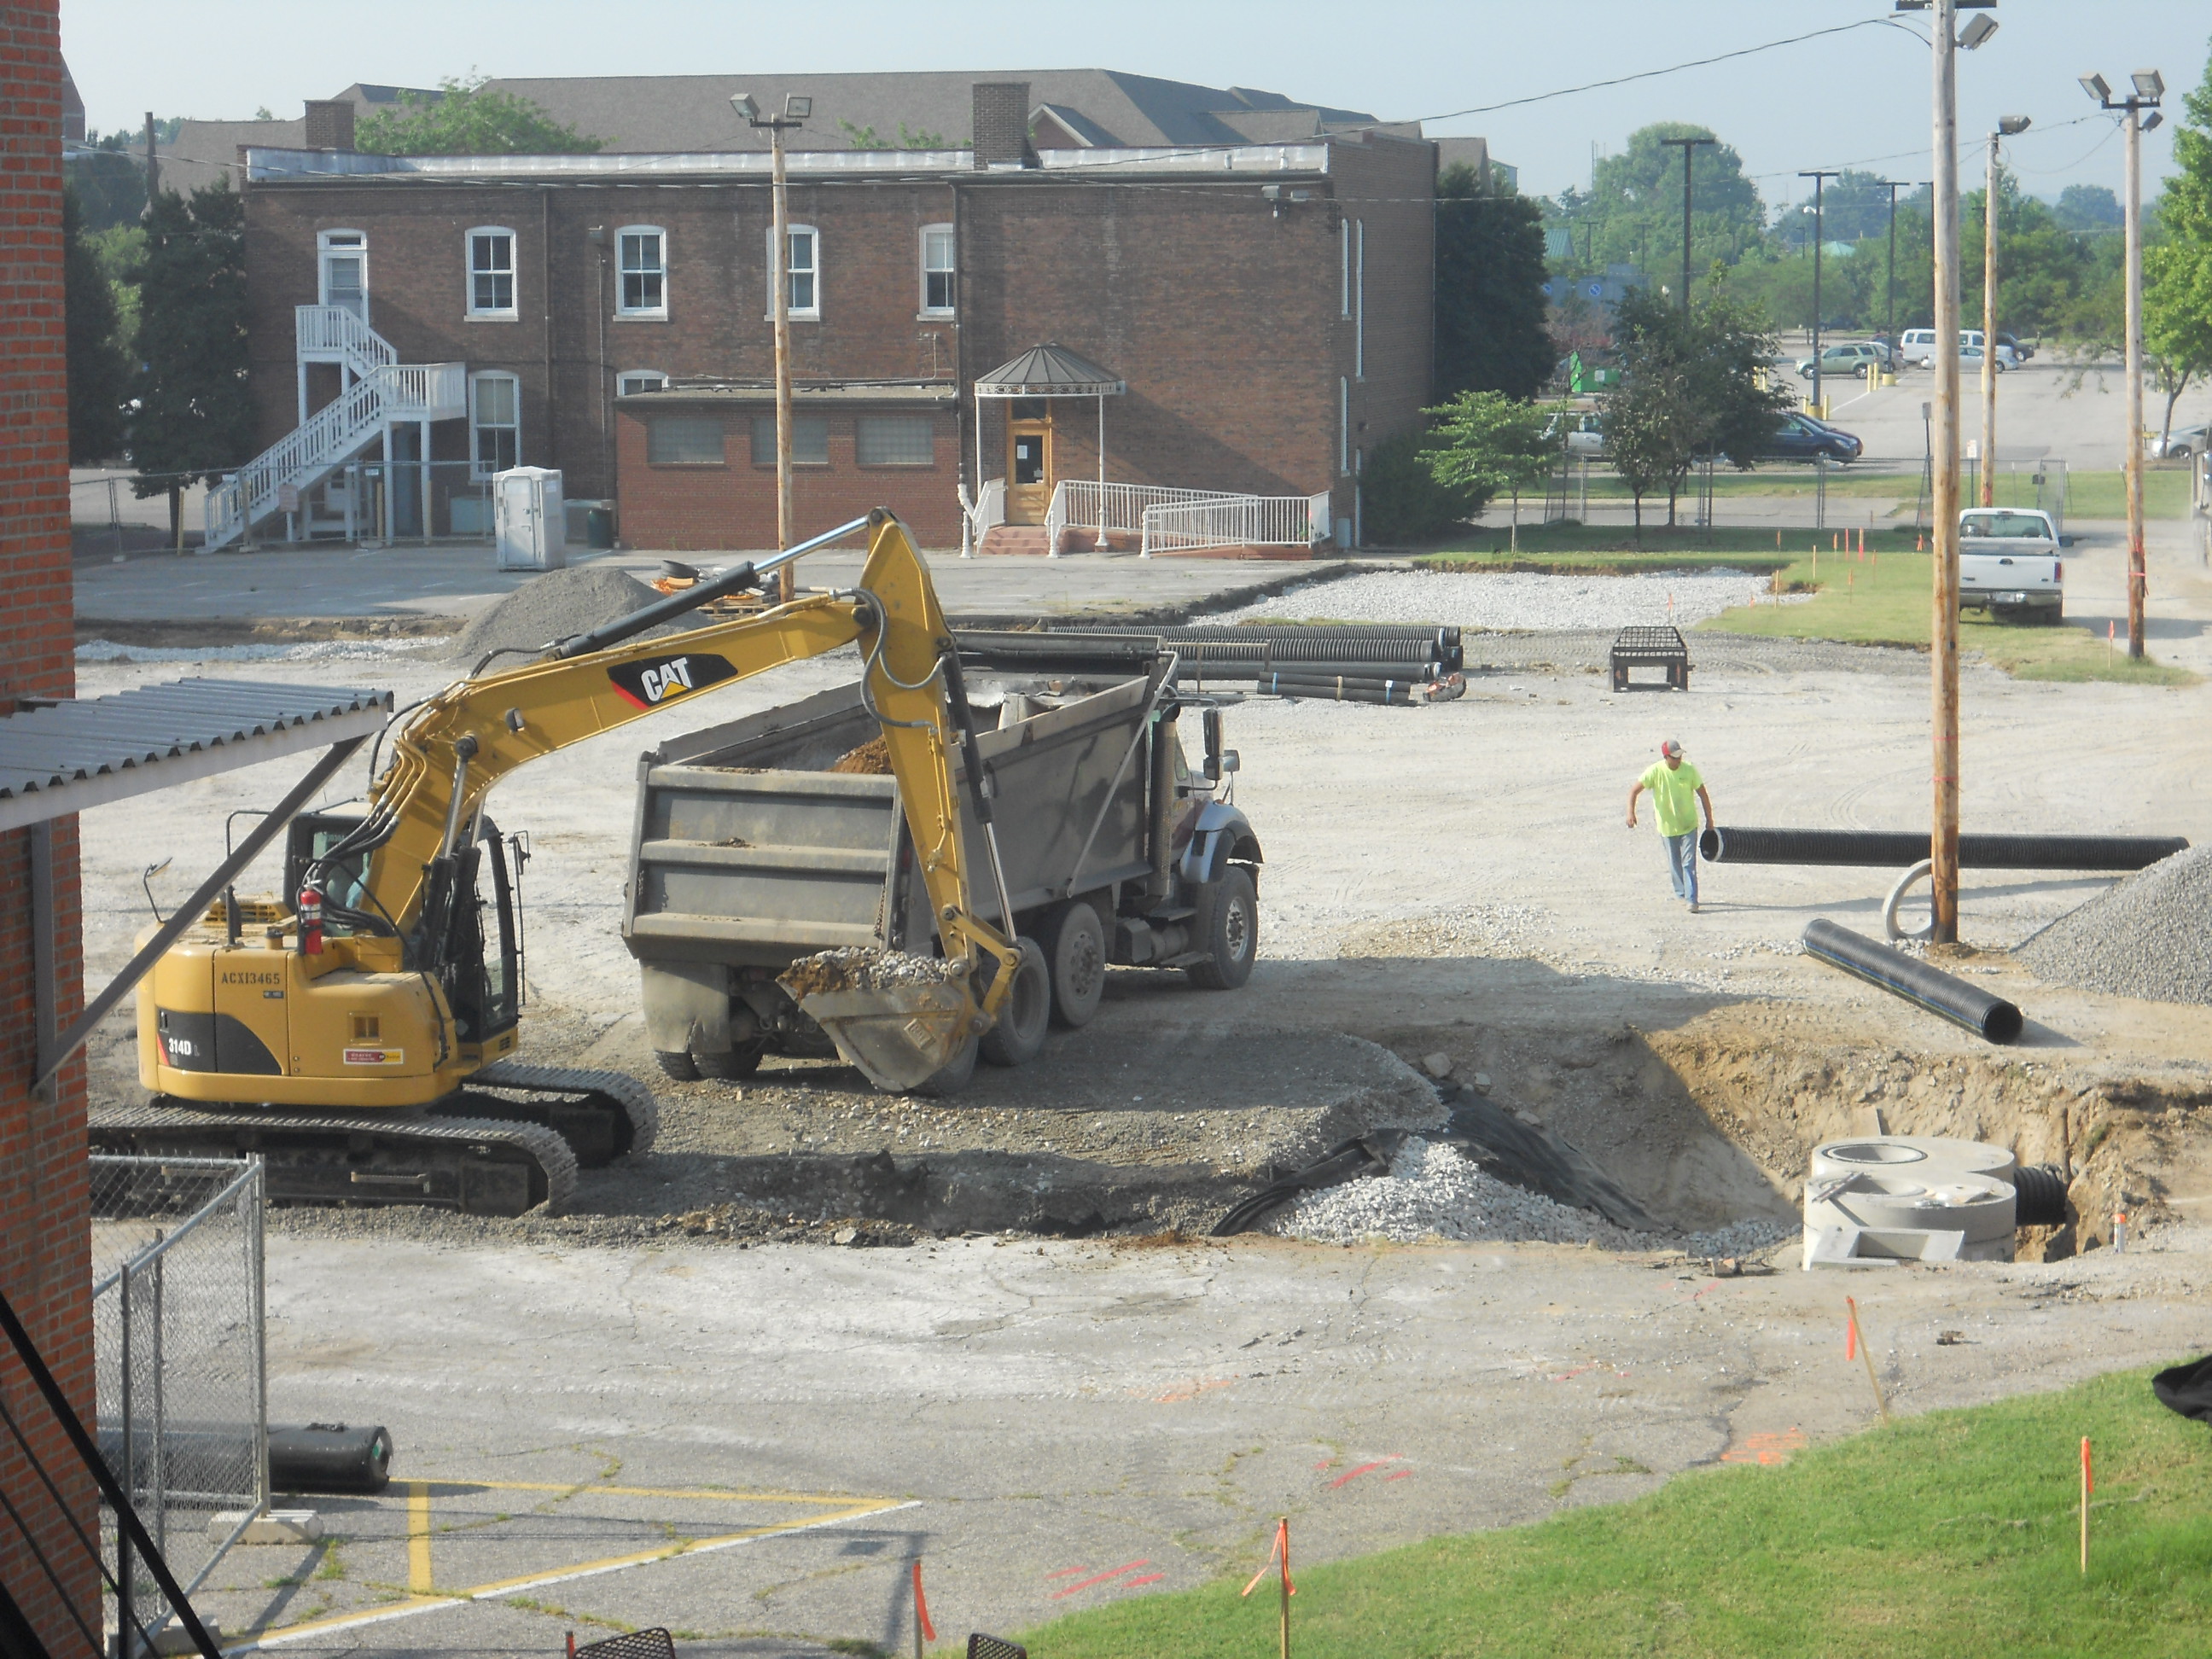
[972,343,1126,398]
[0,678,393,830]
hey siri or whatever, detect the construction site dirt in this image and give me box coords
[64,519,2212,1653]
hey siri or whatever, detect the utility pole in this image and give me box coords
[1981,117,2031,507]
[732,90,812,602]
[1660,135,1714,314]
[2081,69,2165,659]
[1929,1,1964,945]
[143,110,158,206]
[1799,171,1839,413]
[1875,179,1926,360]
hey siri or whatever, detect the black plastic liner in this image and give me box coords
[1802,918,2024,1044]
[270,1422,393,1493]
[1703,826,2186,870]
[90,1419,392,1495]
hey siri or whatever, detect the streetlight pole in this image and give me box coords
[2081,70,2165,660]
[1660,135,1714,314]
[733,90,812,602]
[1929,0,1965,945]
[1800,171,1838,414]
[1981,117,2030,509]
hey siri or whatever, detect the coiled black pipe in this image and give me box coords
[1802,918,2024,1044]
[1703,827,2186,870]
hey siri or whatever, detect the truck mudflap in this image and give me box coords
[89,1100,579,1217]
[1178,803,1261,888]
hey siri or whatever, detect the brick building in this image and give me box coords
[221,74,1441,553]
[0,2,97,1648]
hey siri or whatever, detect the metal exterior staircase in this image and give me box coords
[204,306,465,550]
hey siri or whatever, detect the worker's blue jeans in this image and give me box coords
[1664,832,1700,904]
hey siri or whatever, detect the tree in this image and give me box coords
[1434,164,1554,401]
[132,179,255,537]
[1545,124,1768,276]
[1419,389,1558,548]
[63,187,131,463]
[839,119,961,150]
[357,74,602,155]
[1359,428,1477,544]
[2056,183,2125,233]
[2145,39,2212,446]
[1598,353,1695,544]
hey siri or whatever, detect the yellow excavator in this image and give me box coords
[91,513,1027,1215]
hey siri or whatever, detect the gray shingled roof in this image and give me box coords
[974,344,1125,397]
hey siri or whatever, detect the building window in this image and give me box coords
[469,372,520,478]
[618,226,667,317]
[467,228,515,317]
[648,416,725,465]
[856,416,934,468]
[750,415,830,466]
[920,224,956,316]
[768,224,819,318]
[318,229,368,323]
[618,370,669,397]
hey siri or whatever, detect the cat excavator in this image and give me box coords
[90,512,1028,1216]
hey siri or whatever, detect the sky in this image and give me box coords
[64,0,2209,207]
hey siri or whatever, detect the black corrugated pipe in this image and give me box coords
[1703,827,2186,870]
[1802,918,2024,1044]
[1062,624,1462,670]
[1252,676,1415,706]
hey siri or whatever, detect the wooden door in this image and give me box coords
[1005,416,1053,525]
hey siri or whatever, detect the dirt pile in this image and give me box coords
[780,947,965,998]
[830,736,894,775]
[2016,846,2212,1006]
[451,566,668,664]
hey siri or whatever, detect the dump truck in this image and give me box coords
[623,653,1262,1083]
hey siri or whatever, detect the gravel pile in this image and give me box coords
[76,637,431,665]
[2016,846,2212,1006]
[1224,569,1803,632]
[1269,1138,1795,1257]
[451,565,669,663]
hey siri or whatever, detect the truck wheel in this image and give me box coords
[980,938,1051,1067]
[655,1050,701,1081]
[911,1034,979,1097]
[1041,899,1107,1028]
[697,1042,765,1081]
[1187,867,1257,991]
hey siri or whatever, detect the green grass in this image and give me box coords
[1531,467,2189,518]
[1701,548,2194,684]
[1417,521,1879,573]
[1020,1368,2212,1659]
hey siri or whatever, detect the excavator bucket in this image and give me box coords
[779,950,984,1092]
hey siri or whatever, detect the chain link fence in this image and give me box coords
[91,1156,267,1650]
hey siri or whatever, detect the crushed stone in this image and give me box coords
[450,565,670,664]
[781,946,964,997]
[75,637,434,665]
[1221,569,1807,632]
[2016,846,2212,1006]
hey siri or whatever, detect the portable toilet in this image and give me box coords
[494,466,567,571]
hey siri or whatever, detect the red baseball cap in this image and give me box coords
[1660,739,1684,758]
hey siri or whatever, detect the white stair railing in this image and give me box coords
[1139,492,1330,558]
[958,477,1005,556]
[294,305,397,378]
[205,362,464,550]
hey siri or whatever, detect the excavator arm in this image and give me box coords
[317,511,1019,1073]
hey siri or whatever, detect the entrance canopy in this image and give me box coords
[973,343,1125,399]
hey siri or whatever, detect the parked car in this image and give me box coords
[1901,330,2021,370]
[1958,507,2063,622]
[1761,412,1863,463]
[1898,328,1939,359]
[1794,341,1893,379]
[1543,410,1606,457]
[1918,341,2015,373]
[2151,423,2207,459]
[1994,331,2035,363]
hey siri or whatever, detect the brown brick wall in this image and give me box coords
[0,2,97,1649]
[242,131,1433,550]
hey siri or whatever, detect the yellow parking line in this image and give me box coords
[407,1481,434,1594]
[422,1479,883,1504]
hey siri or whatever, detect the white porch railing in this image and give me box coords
[958,477,1004,556]
[206,361,466,550]
[294,304,397,376]
[1138,489,1333,558]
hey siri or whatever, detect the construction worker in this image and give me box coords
[1627,739,1714,912]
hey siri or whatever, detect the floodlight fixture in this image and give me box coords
[730,92,760,124]
[2143,110,2164,132]
[784,94,812,119]
[2080,73,2110,103]
[1997,114,2031,136]
[2131,69,2164,100]
[1958,13,1999,49]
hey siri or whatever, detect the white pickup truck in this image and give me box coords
[1958,507,2064,623]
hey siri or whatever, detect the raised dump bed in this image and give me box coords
[623,668,1263,1081]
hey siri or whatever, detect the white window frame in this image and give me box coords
[767,223,821,320]
[469,371,521,480]
[465,226,517,320]
[918,223,957,317]
[1339,218,1349,319]
[1354,219,1366,381]
[617,370,669,397]
[1338,376,1349,475]
[616,224,668,319]
[317,229,369,324]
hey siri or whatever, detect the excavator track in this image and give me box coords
[89,1101,579,1218]
[452,1062,661,1167]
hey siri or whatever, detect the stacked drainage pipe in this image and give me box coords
[1802,918,2024,1044]
[1702,827,2186,870]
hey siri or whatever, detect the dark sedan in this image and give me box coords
[1761,412,1863,463]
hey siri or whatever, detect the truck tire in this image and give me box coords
[980,938,1051,1068]
[697,1041,765,1081]
[1041,899,1107,1028]
[912,1034,979,1097]
[655,1050,701,1081]
[1187,866,1257,991]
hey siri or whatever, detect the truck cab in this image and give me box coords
[1958,508,2063,622]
